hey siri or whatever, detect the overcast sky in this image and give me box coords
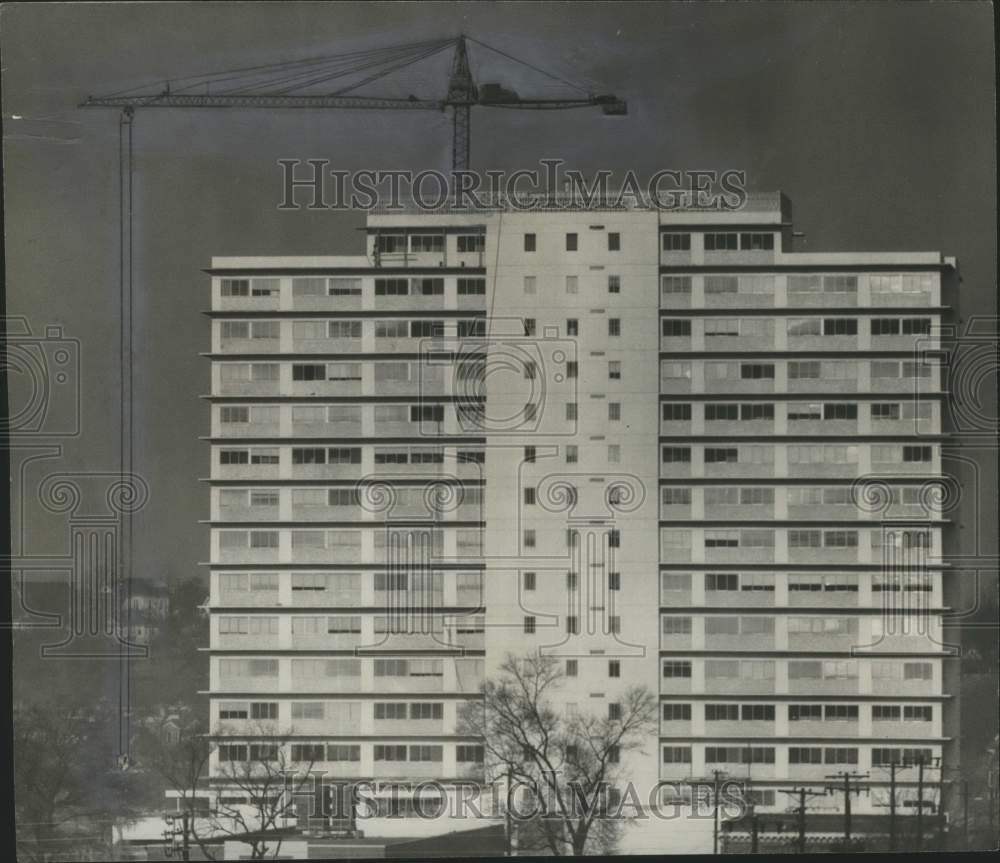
[3,2,996,593]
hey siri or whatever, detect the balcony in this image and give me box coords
[372,719,444,736]
[290,675,362,693]
[217,546,280,565]
[219,421,280,439]
[219,337,280,354]
[704,720,775,738]
[218,381,281,397]
[290,380,363,397]
[788,677,858,695]
[290,463,363,481]
[704,590,774,608]
[217,633,281,650]
[788,720,859,738]
[292,337,362,354]
[218,589,280,608]
[704,677,775,695]
[787,547,859,565]
[218,504,279,522]
[217,295,279,312]
[375,675,444,693]
[291,419,362,437]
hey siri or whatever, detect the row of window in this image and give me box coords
[374,233,485,254]
[218,615,484,636]
[660,745,934,767]
[662,317,932,338]
[662,401,933,422]
[662,485,934,507]
[218,447,484,466]
[661,359,934,381]
[661,703,932,722]
[522,231,621,252]
[661,527,932,550]
[660,273,933,297]
[660,572,931,594]
[662,232,775,252]
[660,444,935,464]
[661,659,934,681]
[218,570,481,596]
[218,658,458,678]
[217,742,485,764]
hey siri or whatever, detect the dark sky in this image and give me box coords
[3,1,996,588]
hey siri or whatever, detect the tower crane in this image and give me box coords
[81,34,627,171]
[80,36,624,770]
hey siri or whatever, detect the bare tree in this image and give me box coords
[207,725,319,860]
[457,652,657,855]
[136,712,218,860]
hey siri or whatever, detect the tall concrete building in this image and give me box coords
[205,193,958,832]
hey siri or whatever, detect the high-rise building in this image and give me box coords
[205,193,958,831]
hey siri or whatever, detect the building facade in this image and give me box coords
[204,193,958,828]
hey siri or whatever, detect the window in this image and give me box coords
[523,317,536,336]
[608,572,621,591]
[609,318,621,337]
[523,275,537,295]
[524,233,536,252]
[741,404,774,421]
[374,278,409,296]
[872,318,900,336]
[566,445,578,464]
[457,277,486,295]
[566,615,579,634]
[523,571,536,591]
[825,748,859,765]
[567,318,578,336]
[565,275,579,294]
[662,233,691,251]
[661,276,692,295]
[457,234,484,253]
[608,402,621,421]
[523,529,536,549]
[903,445,933,462]
[825,705,859,721]
[608,232,620,251]
[704,233,738,251]
[823,318,858,336]
[741,363,774,380]
[789,747,823,765]
[662,703,692,721]
[662,661,692,678]
[566,361,578,378]
[742,704,775,721]
[740,233,774,250]
[662,403,692,422]
[662,616,692,635]
[608,275,621,293]
[789,704,823,721]
[457,745,485,763]
[661,446,691,464]
[524,446,536,463]
[706,704,739,722]
[566,659,578,677]
[662,319,692,337]
[221,279,250,297]
[662,746,692,764]
[705,404,739,421]
[523,616,536,634]
[608,361,622,380]
[566,233,578,251]
[706,572,738,592]
[824,403,858,420]
[410,234,444,253]
[608,660,621,678]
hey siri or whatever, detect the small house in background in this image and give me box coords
[121,578,170,643]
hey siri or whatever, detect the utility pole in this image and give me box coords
[710,769,727,855]
[778,786,825,854]
[916,758,926,851]
[962,778,969,851]
[825,771,869,846]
